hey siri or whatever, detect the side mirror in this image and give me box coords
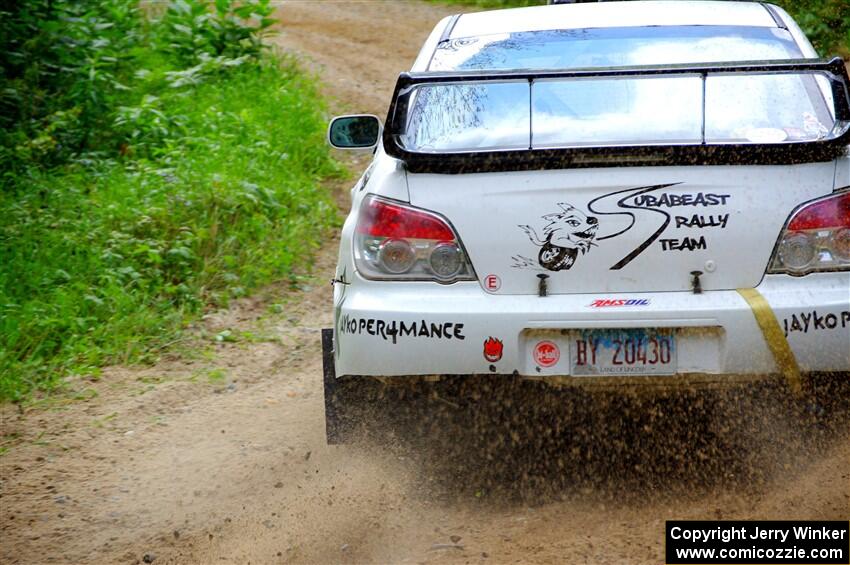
[328,114,382,150]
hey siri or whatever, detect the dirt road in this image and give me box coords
[2,2,848,564]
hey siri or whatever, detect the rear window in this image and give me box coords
[429,26,804,71]
[401,26,837,152]
[398,72,838,152]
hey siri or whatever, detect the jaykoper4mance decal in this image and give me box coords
[514,183,732,271]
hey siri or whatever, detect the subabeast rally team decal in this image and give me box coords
[514,183,732,271]
[513,203,599,271]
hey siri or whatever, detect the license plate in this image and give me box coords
[570,329,676,376]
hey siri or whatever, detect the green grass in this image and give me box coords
[0,56,342,401]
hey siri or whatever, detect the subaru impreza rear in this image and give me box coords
[322,1,850,442]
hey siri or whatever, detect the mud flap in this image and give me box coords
[322,328,347,444]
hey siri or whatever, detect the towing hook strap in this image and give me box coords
[736,288,802,395]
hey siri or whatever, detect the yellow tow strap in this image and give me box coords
[736,288,802,396]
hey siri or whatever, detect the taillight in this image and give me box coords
[768,189,850,276]
[354,195,475,282]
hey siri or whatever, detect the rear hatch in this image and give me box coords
[407,163,836,294]
[386,59,850,294]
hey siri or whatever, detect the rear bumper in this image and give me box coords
[332,272,850,379]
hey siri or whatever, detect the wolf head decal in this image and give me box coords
[518,203,598,271]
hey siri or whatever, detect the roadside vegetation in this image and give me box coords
[0,0,341,400]
[431,0,849,58]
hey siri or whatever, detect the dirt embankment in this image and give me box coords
[1,2,848,564]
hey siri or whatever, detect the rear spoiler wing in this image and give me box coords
[382,57,850,174]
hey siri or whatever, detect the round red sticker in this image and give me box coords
[533,341,560,368]
[484,274,501,292]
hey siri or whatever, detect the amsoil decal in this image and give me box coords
[589,298,650,307]
[338,315,465,344]
[514,184,732,271]
[783,310,850,336]
[483,337,503,362]
[533,341,560,367]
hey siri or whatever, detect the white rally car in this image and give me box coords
[323,1,850,442]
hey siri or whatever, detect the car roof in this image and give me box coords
[449,1,779,39]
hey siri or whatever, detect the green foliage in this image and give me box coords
[158,0,276,66]
[427,0,849,57]
[0,0,143,173]
[0,2,341,400]
[780,0,849,58]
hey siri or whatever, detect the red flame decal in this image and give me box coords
[483,337,503,362]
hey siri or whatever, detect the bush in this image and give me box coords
[157,0,276,66]
[0,2,341,400]
[0,0,143,174]
[783,0,850,58]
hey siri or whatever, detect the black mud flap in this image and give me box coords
[323,328,361,444]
